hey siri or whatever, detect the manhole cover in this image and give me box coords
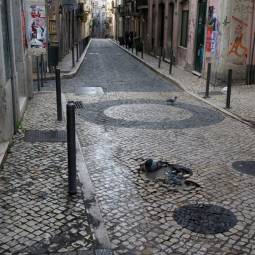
[75,87,104,95]
[24,130,66,143]
[74,101,84,109]
[232,161,255,176]
[173,204,237,234]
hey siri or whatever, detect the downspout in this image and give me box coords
[250,0,255,66]
[6,0,17,134]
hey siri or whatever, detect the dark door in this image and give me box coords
[194,0,207,73]
[168,3,174,52]
[158,3,165,48]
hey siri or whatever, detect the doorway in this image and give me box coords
[158,3,165,48]
[194,0,207,73]
[167,3,174,53]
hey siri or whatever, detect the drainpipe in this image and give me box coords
[6,0,17,134]
[250,0,255,66]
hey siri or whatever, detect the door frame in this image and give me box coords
[194,0,207,73]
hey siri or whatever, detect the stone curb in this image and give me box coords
[61,94,113,254]
[34,39,92,81]
[110,39,253,128]
[0,141,9,167]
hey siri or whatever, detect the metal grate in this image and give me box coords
[232,161,255,176]
[74,101,84,109]
[95,249,113,255]
[75,87,104,95]
[24,130,67,143]
[173,204,237,234]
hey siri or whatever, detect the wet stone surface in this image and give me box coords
[173,204,237,234]
[77,99,224,130]
[62,40,255,254]
[0,93,93,254]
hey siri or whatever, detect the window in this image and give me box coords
[180,10,189,47]
[0,0,11,80]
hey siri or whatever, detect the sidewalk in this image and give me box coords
[0,92,94,254]
[33,40,91,81]
[112,40,255,125]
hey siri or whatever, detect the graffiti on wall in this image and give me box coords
[205,6,221,60]
[27,5,47,49]
[228,16,248,63]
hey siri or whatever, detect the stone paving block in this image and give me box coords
[0,93,94,254]
[63,40,255,255]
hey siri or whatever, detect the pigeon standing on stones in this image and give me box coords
[166,96,178,104]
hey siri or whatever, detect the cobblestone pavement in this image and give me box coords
[114,40,255,123]
[0,93,94,254]
[42,39,180,94]
[63,39,255,255]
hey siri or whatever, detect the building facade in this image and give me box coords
[117,0,255,83]
[147,0,255,83]
[48,0,92,66]
[0,0,33,143]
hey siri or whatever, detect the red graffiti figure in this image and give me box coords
[228,16,248,59]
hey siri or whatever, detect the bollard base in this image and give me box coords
[68,190,77,196]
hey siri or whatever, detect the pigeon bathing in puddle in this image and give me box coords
[166,96,178,104]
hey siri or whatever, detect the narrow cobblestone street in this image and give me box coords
[2,38,255,255]
[61,39,255,254]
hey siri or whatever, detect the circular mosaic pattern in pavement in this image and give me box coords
[78,99,224,130]
[104,104,193,122]
[232,161,255,176]
[173,204,237,234]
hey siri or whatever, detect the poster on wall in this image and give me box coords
[27,4,47,50]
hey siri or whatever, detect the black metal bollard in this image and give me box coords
[76,43,79,62]
[132,39,134,53]
[246,64,251,85]
[55,68,62,121]
[40,54,44,87]
[169,48,173,74]
[72,46,75,68]
[141,42,144,59]
[204,63,212,98]
[226,69,232,109]
[67,102,77,195]
[158,47,162,68]
[136,43,138,56]
[36,56,40,91]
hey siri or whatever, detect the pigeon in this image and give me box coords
[166,96,178,104]
[221,87,227,94]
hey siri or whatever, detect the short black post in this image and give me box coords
[169,48,173,74]
[40,54,44,87]
[55,68,62,121]
[76,43,79,62]
[141,41,144,59]
[132,39,134,53]
[226,69,232,109]
[36,56,40,91]
[205,63,212,98]
[136,43,138,56]
[43,57,47,81]
[67,102,77,195]
[246,64,251,85]
[158,47,162,68]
